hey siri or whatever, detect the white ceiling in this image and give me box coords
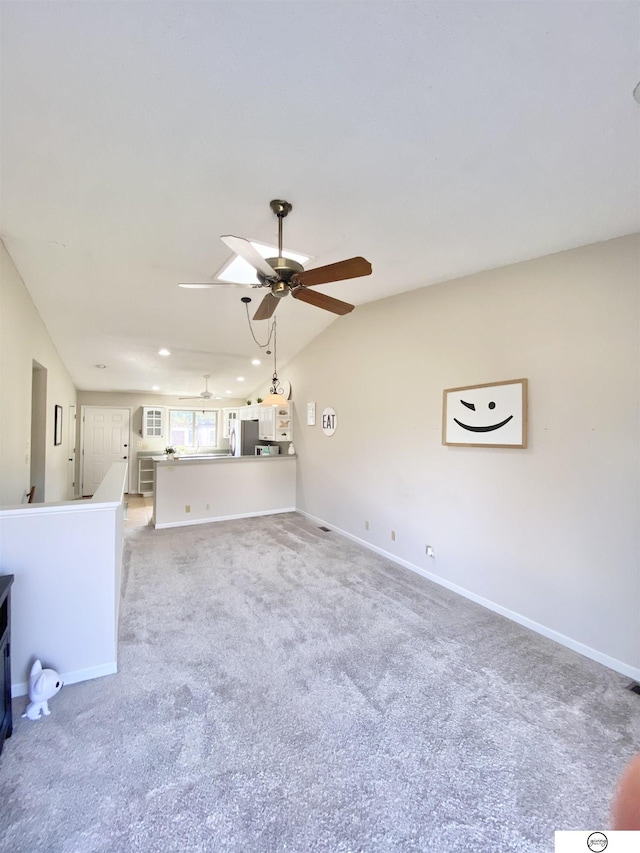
[1,1,638,399]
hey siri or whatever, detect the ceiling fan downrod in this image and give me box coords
[258,200,302,295]
[270,199,292,257]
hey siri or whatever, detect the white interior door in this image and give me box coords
[68,404,77,496]
[81,407,131,496]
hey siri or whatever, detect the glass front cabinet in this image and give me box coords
[223,408,239,438]
[142,407,164,439]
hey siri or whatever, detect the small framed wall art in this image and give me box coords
[54,404,63,446]
[443,378,528,448]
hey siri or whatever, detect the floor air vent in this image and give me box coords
[318,526,331,532]
[628,682,640,695]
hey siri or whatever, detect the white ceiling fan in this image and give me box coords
[178,375,223,401]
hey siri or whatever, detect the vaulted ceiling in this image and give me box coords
[1,2,638,399]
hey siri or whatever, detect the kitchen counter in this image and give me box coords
[152,453,296,528]
[152,454,230,462]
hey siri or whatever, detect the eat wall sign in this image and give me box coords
[321,407,337,436]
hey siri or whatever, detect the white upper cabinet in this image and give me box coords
[222,408,239,438]
[259,403,293,442]
[259,406,275,440]
[142,407,164,438]
[239,403,293,441]
[239,405,261,421]
[274,404,293,442]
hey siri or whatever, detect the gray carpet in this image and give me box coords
[1,512,639,852]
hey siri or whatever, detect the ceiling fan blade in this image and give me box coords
[293,256,372,288]
[221,235,278,280]
[292,287,354,315]
[253,292,280,321]
[178,396,203,400]
[178,282,248,289]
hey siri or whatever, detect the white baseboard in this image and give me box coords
[154,507,297,529]
[12,661,118,698]
[299,510,640,683]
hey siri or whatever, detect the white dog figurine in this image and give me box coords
[22,659,63,720]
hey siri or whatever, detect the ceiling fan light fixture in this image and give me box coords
[217,242,311,284]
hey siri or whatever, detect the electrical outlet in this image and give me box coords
[185,504,191,513]
[205,503,210,510]
[365,520,370,531]
[426,545,435,558]
[391,530,396,541]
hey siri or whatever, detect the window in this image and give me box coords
[168,409,219,448]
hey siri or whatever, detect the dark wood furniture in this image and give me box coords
[0,575,14,756]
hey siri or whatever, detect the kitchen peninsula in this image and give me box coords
[152,454,296,528]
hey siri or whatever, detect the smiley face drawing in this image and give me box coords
[443,379,527,447]
[454,399,513,433]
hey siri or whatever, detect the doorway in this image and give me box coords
[68,403,77,496]
[80,407,131,496]
[30,361,47,502]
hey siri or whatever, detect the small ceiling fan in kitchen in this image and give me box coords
[178,199,372,321]
[178,375,223,401]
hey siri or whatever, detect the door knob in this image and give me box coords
[123,456,128,459]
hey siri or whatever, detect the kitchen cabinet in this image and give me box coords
[222,408,239,438]
[259,406,274,440]
[142,407,164,439]
[275,404,293,441]
[239,405,260,421]
[260,403,293,442]
[138,454,155,496]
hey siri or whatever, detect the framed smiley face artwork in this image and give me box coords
[443,378,528,448]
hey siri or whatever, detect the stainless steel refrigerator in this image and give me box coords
[229,418,259,456]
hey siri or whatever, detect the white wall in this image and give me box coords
[0,241,77,505]
[286,235,640,678]
[0,462,127,695]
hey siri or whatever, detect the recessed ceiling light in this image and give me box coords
[225,390,232,394]
[95,364,106,369]
[151,385,160,391]
[251,359,261,366]
[158,348,171,356]
[237,376,245,382]
[217,242,311,284]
